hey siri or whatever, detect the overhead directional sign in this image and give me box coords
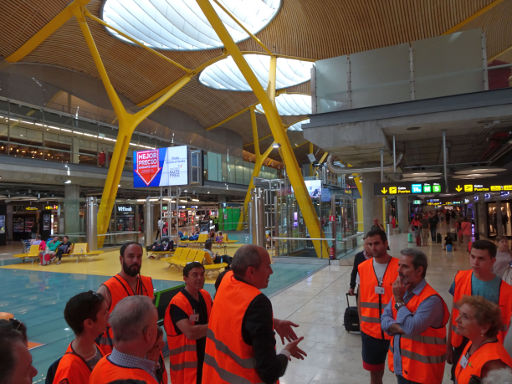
[374,181,443,196]
[449,181,512,194]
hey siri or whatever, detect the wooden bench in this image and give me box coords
[67,243,103,263]
[13,244,40,263]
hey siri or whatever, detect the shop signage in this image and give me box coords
[25,206,38,211]
[329,215,335,222]
[374,181,443,196]
[133,146,188,188]
[45,205,59,210]
[117,205,133,213]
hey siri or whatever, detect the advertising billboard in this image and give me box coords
[133,146,188,187]
[291,180,322,198]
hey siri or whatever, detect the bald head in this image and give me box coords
[109,295,156,343]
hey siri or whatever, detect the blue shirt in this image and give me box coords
[109,348,158,381]
[381,279,444,376]
[448,272,501,304]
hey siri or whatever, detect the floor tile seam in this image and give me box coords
[275,266,349,319]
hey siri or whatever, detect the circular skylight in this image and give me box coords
[102,0,281,51]
[287,119,309,132]
[199,54,312,91]
[255,94,311,116]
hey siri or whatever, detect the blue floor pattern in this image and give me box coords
[1,258,326,383]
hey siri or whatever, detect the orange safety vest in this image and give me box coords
[202,271,269,384]
[52,342,104,384]
[451,270,512,348]
[358,257,399,339]
[97,274,154,355]
[454,340,512,384]
[164,289,213,384]
[89,355,158,384]
[388,283,449,384]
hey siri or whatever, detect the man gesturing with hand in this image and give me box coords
[381,249,449,384]
[202,245,306,383]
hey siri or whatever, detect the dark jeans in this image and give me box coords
[431,227,437,241]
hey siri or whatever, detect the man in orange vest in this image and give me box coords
[381,248,449,384]
[90,295,163,384]
[357,229,398,384]
[97,242,154,354]
[447,239,512,380]
[164,261,213,384]
[202,244,307,383]
[51,291,108,384]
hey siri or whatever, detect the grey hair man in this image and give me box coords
[202,244,306,383]
[89,295,164,384]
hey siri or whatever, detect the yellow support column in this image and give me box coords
[197,0,328,258]
[75,7,193,246]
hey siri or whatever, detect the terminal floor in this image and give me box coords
[0,245,326,383]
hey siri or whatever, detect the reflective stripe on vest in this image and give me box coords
[388,283,449,384]
[163,289,212,384]
[202,271,266,384]
[454,340,512,383]
[357,257,399,339]
[451,270,512,347]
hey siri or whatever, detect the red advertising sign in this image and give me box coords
[329,215,335,222]
[135,150,161,186]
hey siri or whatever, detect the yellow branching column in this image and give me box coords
[197,0,328,258]
[237,108,274,230]
[75,7,193,246]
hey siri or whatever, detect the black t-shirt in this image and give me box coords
[169,288,208,384]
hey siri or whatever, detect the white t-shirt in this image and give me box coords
[356,257,390,285]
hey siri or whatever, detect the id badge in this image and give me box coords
[459,354,468,369]
[375,286,385,295]
[189,313,199,322]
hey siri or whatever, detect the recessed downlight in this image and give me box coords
[454,167,507,175]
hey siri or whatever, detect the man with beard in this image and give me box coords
[97,242,154,355]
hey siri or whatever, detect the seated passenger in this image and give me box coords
[55,236,72,264]
[454,295,512,384]
[50,291,108,384]
[215,231,224,243]
[31,234,46,251]
[46,236,62,259]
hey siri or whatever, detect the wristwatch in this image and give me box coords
[395,301,405,311]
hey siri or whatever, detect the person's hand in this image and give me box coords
[274,318,299,344]
[446,345,453,364]
[283,336,307,360]
[348,288,355,296]
[387,323,405,336]
[392,276,407,302]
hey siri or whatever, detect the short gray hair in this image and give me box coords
[109,295,154,343]
[400,248,428,278]
[231,245,264,277]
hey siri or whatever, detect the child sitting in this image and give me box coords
[444,234,454,252]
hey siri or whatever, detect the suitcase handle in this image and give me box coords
[346,292,358,307]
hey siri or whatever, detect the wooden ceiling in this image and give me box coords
[0,0,510,162]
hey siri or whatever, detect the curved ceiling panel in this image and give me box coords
[256,94,311,116]
[102,0,281,51]
[199,54,312,91]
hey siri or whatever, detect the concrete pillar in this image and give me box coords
[71,137,80,164]
[362,172,383,234]
[397,195,409,234]
[476,198,488,238]
[64,184,80,236]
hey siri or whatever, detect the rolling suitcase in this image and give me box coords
[343,293,360,332]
